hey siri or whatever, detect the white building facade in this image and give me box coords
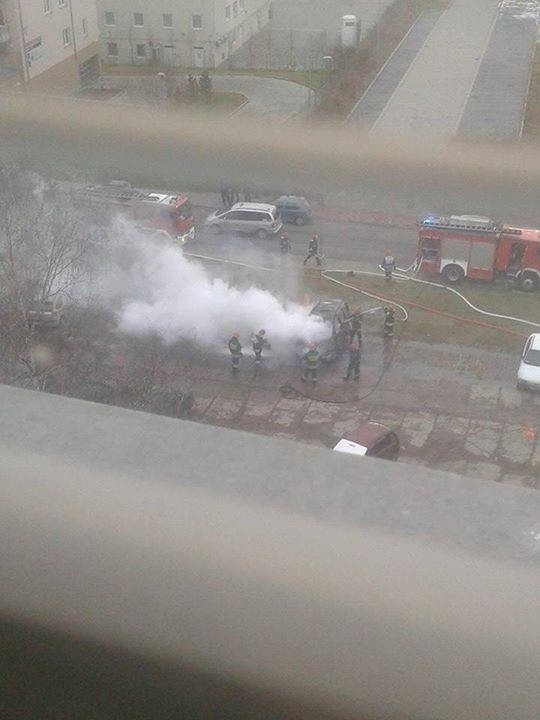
[0,0,100,91]
[98,0,271,68]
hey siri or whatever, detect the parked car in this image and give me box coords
[307,299,350,362]
[205,202,282,239]
[332,422,400,461]
[517,333,540,390]
[27,299,63,329]
[273,195,312,225]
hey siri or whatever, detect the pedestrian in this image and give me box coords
[220,186,229,207]
[383,306,395,338]
[187,74,197,98]
[252,329,270,366]
[228,332,242,374]
[280,231,291,254]
[343,342,361,382]
[302,343,320,385]
[243,188,252,202]
[303,234,322,266]
[381,250,396,281]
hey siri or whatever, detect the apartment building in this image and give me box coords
[0,0,100,92]
[98,0,271,68]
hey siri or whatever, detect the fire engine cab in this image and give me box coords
[77,181,195,245]
[417,214,540,291]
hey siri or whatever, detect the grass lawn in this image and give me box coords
[317,272,538,352]
[101,63,333,91]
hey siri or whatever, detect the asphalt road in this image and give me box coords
[190,206,416,270]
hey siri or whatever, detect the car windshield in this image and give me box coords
[524,348,540,367]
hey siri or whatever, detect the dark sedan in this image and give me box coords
[273,195,312,225]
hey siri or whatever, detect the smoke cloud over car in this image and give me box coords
[100,223,330,351]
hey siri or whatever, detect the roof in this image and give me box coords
[310,299,344,318]
[530,333,540,350]
[274,195,309,204]
[333,438,367,456]
[420,214,498,232]
[343,421,391,448]
[232,202,277,212]
[501,226,540,243]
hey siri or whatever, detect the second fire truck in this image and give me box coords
[417,214,540,291]
[77,181,195,245]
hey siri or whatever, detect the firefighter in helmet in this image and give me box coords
[302,342,320,385]
[252,329,270,365]
[383,306,395,338]
[228,332,242,374]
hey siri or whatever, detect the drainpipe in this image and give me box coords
[15,0,29,84]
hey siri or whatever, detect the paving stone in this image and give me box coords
[331,410,370,438]
[470,382,500,404]
[369,408,405,428]
[302,402,341,425]
[269,398,309,428]
[465,420,502,458]
[203,397,243,423]
[434,415,470,437]
[465,461,502,483]
[499,386,522,410]
[242,391,279,419]
[499,424,534,465]
[400,411,436,449]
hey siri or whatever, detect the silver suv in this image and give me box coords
[205,202,282,239]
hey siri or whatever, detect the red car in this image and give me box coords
[333,422,400,461]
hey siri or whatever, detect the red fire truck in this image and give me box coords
[417,214,540,291]
[78,181,195,245]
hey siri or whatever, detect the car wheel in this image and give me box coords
[442,264,464,283]
[256,228,269,240]
[520,274,538,292]
[210,224,221,235]
[295,216,305,226]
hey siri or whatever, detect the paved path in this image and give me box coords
[211,74,309,119]
[370,0,502,138]
[350,0,539,139]
[186,337,540,488]
[458,0,539,138]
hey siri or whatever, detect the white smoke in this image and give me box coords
[101,224,330,351]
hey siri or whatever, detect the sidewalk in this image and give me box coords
[349,0,538,139]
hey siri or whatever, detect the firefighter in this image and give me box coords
[383,306,395,338]
[344,342,361,382]
[252,329,270,365]
[303,234,322,266]
[302,342,320,385]
[228,332,242,374]
[350,309,362,345]
[381,250,396,281]
[280,231,291,254]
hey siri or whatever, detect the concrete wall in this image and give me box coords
[97,0,271,68]
[1,0,100,91]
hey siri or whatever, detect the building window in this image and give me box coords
[107,41,118,56]
[58,0,66,7]
[225,5,230,19]
[82,17,88,35]
[133,12,144,27]
[62,27,71,46]
[43,0,51,14]
[135,43,146,58]
[233,1,238,17]
[104,11,115,26]
[163,13,173,28]
[192,14,202,29]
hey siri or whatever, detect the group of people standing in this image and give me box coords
[220,187,252,207]
[228,329,270,375]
